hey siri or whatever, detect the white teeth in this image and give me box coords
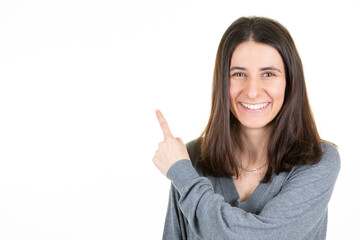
[241,102,269,110]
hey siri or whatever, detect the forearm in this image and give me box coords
[167,160,334,240]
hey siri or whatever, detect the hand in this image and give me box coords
[153,109,190,176]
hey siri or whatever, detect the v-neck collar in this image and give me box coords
[219,175,268,212]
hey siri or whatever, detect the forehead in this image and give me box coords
[230,41,284,69]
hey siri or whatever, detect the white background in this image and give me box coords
[0,0,359,239]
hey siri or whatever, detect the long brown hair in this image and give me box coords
[195,16,323,183]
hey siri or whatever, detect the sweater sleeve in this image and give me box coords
[162,183,188,240]
[166,144,340,240]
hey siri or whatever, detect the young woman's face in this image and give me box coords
[229,41,286,130]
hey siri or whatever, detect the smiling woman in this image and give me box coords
[229,41,286,131]
[153,16,340,240]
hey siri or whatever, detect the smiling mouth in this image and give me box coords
[241,102,270,110]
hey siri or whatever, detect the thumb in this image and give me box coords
[176,137,184,144]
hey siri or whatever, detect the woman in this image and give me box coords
[153,16,340,240]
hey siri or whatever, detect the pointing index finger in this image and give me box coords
[155,109,173,139]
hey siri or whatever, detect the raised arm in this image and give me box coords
[166,144,340,240]
[153,111,340,239]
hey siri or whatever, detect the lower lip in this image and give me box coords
[239,102,270,112]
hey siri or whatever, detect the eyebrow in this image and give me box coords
[230,66,282,73]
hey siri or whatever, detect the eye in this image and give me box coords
[231,72,247,77]
[262,72,276,77]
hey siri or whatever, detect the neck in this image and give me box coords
[239,125,272,168]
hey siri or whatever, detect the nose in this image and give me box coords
[244,78,261,99]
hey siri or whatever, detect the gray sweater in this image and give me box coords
[163,140,340,240]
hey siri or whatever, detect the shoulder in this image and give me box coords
[186,139,197,158]
[185,139,203,174]
[319,141,341,173]
[288,141,340,184]
[185,139,200,162]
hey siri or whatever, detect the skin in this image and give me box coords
[153,41,286,188]
[229,41,286,168]
[153,109,189,176]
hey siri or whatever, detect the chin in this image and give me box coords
[239,120,270,130]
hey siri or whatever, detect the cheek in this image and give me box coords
[269,82,286,106]
[229,83,240,113]
[229,82,240,101]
